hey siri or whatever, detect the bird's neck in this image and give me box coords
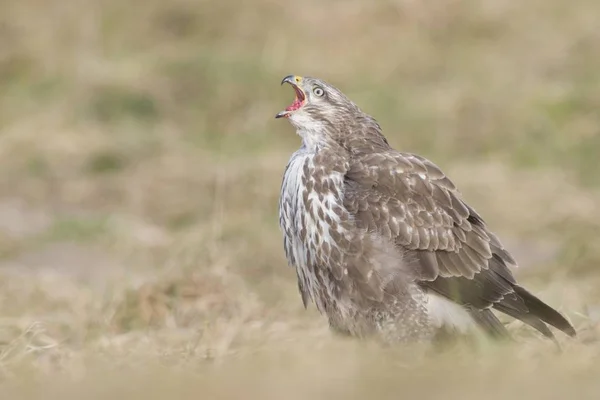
[296,112,389,154]
[344,115,390,153]
[298,126,343,154]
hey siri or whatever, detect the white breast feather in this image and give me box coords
[279,149,347,312]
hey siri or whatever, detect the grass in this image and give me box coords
[1,0,600,398]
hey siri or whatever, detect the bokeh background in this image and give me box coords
[1,0,600,398]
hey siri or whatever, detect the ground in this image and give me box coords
[0,0,600,398]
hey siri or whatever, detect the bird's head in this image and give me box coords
[275,75,361,135]
[275,75,387,150]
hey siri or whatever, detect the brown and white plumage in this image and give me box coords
[276,75,575,343]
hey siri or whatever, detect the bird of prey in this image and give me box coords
[275,74,576,343]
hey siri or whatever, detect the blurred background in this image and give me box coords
[1,0,600,398]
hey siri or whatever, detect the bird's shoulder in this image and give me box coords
[346,150,457,193]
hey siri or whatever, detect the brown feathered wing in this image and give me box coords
[343,150,576,339]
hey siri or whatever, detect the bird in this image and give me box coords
[275,74,576,344]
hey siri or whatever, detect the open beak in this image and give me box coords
[275,75,306,119]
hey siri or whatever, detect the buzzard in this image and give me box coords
[275,75,576,343]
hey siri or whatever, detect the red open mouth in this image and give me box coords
[276,79,306,119]
[285,85,306,112]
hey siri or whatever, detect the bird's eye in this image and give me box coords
[313,86,324,97]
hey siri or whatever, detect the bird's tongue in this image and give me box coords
[285,97,303,112]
